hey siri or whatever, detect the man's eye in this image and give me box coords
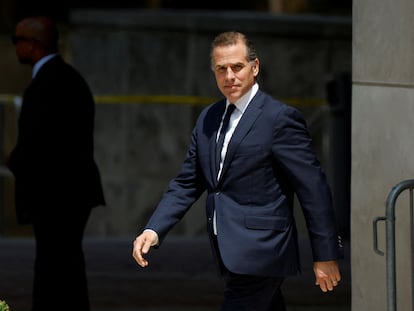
[231,64,244,72]
[215,64,245,73]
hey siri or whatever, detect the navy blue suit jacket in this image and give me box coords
[146,89,340,277]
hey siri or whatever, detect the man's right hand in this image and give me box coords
[132,230,159,267]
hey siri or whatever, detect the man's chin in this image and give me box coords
[227,93,241,103]
[18,58,31,65]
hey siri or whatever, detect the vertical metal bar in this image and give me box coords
[386,191,397,311]
[411,188,414,311]
[375,180,414,311]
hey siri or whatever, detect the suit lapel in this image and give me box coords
[209,100,227,185]
[218,93,263,182]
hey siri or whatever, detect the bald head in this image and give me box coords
[13,16,59,65]
[17,16,59,51]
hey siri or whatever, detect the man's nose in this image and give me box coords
[225,67,235,79]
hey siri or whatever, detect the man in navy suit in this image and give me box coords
[8,16,105,311]
[133,31,341,310]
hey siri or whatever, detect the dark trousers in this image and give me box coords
[220,270,286,311]
[31,206,92,311]
[210,235,286,311]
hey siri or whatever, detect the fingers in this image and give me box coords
[132,237,148,267]
[315,277,340,292]
[132,231,157,268]
[313,260,341,292]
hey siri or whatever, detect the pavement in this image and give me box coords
[0,235,350,311]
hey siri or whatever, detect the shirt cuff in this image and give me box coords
[143,228,159,246]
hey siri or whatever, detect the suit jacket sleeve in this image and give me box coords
[144,124,207,244]
[272,104,340,261]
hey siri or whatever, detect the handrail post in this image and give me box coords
[374,179,414,311]
[385,186,397,311]
[410,188,414,311]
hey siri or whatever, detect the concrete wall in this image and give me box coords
[0,10,351,238]
[352,0,414,310]
[62,9,351,238]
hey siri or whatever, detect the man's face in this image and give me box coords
[12,21,37,65]
[212,41,259,103]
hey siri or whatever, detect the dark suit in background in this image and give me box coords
[8,16,105,311]
[133,31,342,311]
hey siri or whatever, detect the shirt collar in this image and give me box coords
[226,83,259,113]
[32,53,59,78]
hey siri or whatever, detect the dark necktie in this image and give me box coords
[216,104,236,173]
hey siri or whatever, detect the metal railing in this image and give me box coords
[373,179,414,311]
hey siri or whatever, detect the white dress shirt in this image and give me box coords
[213,83,259,234]
[32,53,58,78]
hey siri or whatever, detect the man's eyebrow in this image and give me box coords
[216,62,245,68]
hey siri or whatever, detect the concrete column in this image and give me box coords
[352,0,414,310]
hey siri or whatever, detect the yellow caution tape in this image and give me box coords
[0,94,325,107]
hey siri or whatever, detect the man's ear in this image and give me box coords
[253,58,259,77]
